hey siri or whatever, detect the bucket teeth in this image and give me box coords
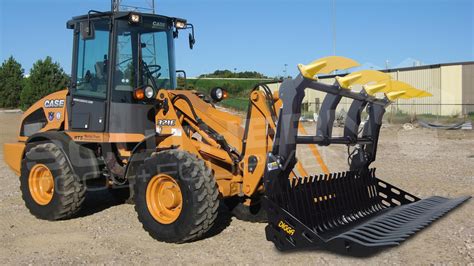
[335,70,391,89]
[298,56,360,79]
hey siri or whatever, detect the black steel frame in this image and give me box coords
[263,74,471,256]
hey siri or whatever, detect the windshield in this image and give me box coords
[112,17,176,103]
[140,31,173,89]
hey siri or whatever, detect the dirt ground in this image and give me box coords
[0,111,472,265]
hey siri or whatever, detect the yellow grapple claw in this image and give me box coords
[378,80,433,99]
[386,91,406,101]
[399,90,433,99]
[416,91,433,98]
[335,74,362,89]
[364,83,387,95]
[336,70,391,89]
[298,56,360,80]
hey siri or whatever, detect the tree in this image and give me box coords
[0,56,24,108]
[20,57,69,110]
[199,70,269,79]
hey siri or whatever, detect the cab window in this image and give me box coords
[140,31,172,89]
[74,21,110,99]
[113,30,135,103]
[112,18,175,103]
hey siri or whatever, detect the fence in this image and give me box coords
[300,101,474,124]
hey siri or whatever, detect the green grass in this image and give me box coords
[219,97,249,111]
[180,78,271,111]
[184,78,273,98]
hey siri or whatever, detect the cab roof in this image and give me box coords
[66,11,175,29]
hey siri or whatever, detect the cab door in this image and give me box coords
[69,20,111,132]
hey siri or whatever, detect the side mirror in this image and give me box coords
[189,33,195,49]
[210,87,228,102]
[80,21,95,40]
[176,70,187,89]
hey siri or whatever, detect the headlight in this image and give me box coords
[174,18,187,29]
[210,87,227,102]
[129,13,141,24]
[144,86,155,99]
[215,88,223,99]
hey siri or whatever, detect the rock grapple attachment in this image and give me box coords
[265,169,470,256]
[263,56,470,256]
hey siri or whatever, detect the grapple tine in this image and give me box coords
[333,174,344,224]
[335,70,391,89]
[386,91,407,101]
[320,173,334,229]
[298,56,360,79]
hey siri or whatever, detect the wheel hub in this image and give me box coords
[28,164,54,205]
[146,174,183,224]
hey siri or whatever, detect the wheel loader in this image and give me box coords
[3,7,470,256]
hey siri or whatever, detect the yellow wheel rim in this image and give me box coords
[28,164,54,205]
[146,174,183,224]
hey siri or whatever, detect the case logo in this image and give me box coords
[152,21,166,29]
[44,99,65,108]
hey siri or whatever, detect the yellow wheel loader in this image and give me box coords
[3,7,470,256]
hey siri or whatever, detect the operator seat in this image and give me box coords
[94,61,108,95]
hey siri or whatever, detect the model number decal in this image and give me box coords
[73,134,101,141]
[157,119,176,126]
[44,99,65,108]
[278,221,295,236]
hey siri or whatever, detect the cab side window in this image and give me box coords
[75,24,110,99]
[112,31,135,103]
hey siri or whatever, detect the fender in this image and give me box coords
[124,133,172,179]
[26,131,102,181]
[124,133,172,199]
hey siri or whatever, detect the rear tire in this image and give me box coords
[20,142,86,220]
[134,150,219,243]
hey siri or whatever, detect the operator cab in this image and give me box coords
[66,11,192,135]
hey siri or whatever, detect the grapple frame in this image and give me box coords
[263,61,470,256]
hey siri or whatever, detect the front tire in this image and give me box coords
[20,142,86,220]
[134,150,219,243]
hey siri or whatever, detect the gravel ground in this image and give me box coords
[0,112,472,265]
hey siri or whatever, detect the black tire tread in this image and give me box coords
[21,143,86,220]
[135,149,219,243]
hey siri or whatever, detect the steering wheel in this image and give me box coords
[116,57,133,67]
[146,64,162,76]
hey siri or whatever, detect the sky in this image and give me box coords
[0,0,473,77]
